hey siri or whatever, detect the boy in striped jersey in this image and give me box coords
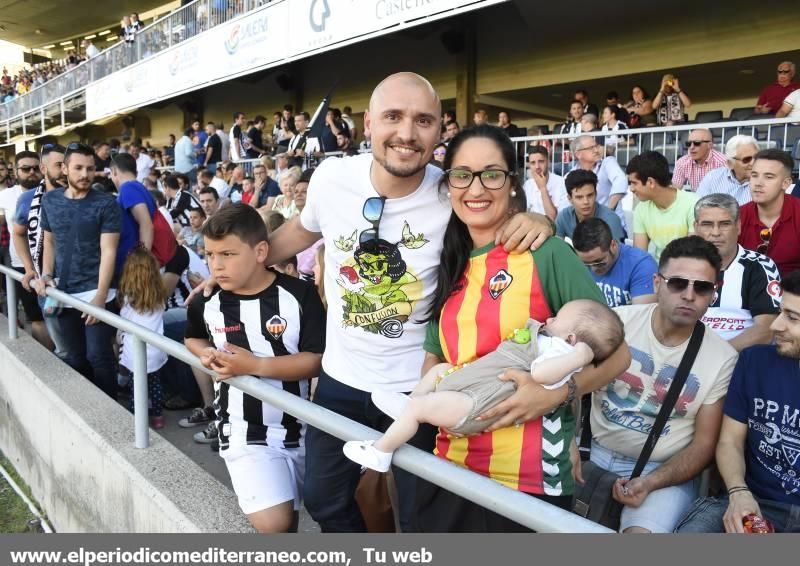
[184,204,325,533]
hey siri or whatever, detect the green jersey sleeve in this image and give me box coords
[533,237,605,312]
[423,319,445,359]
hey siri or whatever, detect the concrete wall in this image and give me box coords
[0,317,252,533]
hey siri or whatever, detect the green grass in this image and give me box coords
[0,452,41,533]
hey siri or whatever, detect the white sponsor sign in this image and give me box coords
[86,0,496,122]
[290,0,481,55]
[87,3,290,121]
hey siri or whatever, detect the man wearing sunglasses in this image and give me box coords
[591,236,738,533]
[0,150,52,349]
[671,129,728,191]
[572,218,657,307]
[694,194,780,352]
[696,135,759,206]
[738,149,800,278]
[755,61,798,116]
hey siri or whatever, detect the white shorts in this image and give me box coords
[221,443,305,515]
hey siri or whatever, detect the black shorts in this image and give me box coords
[414,477,572,533]
[12,267,43,322]
[163,245,189,275]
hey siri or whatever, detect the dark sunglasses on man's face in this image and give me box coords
[731,155,755,165]
[778,69,791,74]
[685,140,711,148]
[658,273,716,296]
[17,165,40,173]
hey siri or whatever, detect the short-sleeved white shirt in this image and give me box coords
[300,154,450,392]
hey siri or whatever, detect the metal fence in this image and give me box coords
[0,0,271,122]
[511,116,800,179]
[0,264,610,533]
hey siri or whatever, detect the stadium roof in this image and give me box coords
[0,0,167,48]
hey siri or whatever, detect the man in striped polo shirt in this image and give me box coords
[696,135,759,206]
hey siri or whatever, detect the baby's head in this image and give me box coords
[545,299,624,365]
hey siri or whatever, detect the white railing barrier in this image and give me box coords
[0,263,611,533]
[511,116,800,179]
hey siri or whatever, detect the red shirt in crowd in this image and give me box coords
[739,194,800,277]
[240,190,254,205]
[756,82,800,114]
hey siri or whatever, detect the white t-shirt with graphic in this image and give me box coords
[591,303,737,461]
[301,153,449,392]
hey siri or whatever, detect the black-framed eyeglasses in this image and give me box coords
[757,228,771,255]
[685,140,711,148]
[445,168,515,190]
[359,196,386,246]
[575,144,599,152]
[16,165,39,173]
[731,155,755,165]
[657,273,716,296]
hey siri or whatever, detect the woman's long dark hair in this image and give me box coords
[425,124,525,323]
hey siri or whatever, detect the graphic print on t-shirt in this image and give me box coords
[333,220,427,339]
[750,398,800,496]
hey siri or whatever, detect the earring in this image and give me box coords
[510,190,517,197]
[446,191,451,198]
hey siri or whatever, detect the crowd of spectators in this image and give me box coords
[1,65,800,537]
[0,60,84,102]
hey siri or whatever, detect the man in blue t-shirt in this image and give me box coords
[110,153,155,274]
[36,143,121,399]
[677,270,800,533]
[572,217,657,307]
[556,169,626,242]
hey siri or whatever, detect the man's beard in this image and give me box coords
[373,143,427,179]
[47,173,65,188]
[19,178,40,189]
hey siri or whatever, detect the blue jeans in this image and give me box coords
[303,371,436,532]
[676,495,800,533]
[590,441,699,533]
[57,301,118,398]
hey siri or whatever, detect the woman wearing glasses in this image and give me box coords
[414,125,630,532]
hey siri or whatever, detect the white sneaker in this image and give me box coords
[371,390,410,420]
[343,440,393,472]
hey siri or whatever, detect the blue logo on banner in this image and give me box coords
[310,0,331,32]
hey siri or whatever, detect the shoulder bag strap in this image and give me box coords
[56,195,90,291]
[630,320,705,479]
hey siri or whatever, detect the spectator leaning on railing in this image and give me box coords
[36,143,121,400]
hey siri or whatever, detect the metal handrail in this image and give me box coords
[510,116,799,143]
[0,263,611,533]
[511,116,800,178]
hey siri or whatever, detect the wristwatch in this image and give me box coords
[558,375,577,409]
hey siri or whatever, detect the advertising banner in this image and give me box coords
[86,0,493,122]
